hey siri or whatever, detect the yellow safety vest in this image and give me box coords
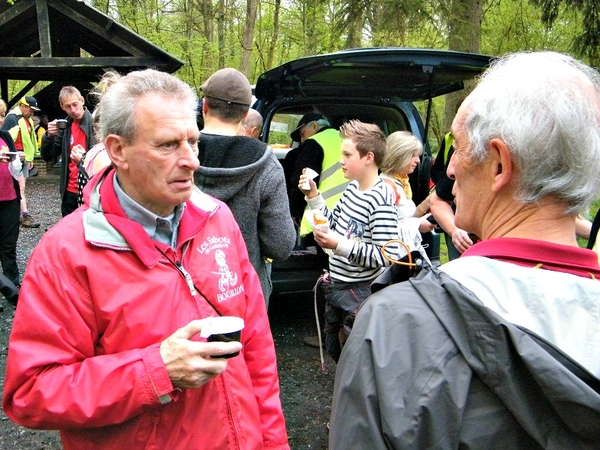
[299,128,348,236]
[443,132,454,165]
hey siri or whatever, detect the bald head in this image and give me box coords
[238,109,263,139]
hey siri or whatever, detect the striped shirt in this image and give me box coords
[307,178,400,283]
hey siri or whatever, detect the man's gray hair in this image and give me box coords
[98,69,197,143]
[463,51,600,214]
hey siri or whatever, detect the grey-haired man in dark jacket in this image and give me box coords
[330,51,600,449]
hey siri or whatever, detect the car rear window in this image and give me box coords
[265,104,411,149]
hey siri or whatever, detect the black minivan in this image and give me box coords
[253,47,492,301]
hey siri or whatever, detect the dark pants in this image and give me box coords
[0,198,21,286]
[321,279,372,362]
[62,190,79,217]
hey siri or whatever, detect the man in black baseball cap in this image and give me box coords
[290,112,326,143]
[286,112,346,235]
[1,96,42,228]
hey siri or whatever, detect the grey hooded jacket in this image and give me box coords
[195,134,295,302]
[330,266,600,449]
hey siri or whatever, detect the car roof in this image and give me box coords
[255,47,493,103]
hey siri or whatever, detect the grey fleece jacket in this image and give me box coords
[194,134,296,302]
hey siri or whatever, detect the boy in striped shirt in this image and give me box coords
[299,120,399,362]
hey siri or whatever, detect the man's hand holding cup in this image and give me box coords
[47,119,68,137]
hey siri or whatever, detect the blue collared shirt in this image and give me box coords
[113,175,185,247]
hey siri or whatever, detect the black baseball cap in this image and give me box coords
[291,113,325,142]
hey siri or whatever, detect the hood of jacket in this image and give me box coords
[411,267,600,445]
[195,133,271,203]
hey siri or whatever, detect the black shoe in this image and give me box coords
[1,275,19,307]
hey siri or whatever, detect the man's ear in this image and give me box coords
[104,134,128,171]
[364,151,375,165]
[489,138,513,192]
[202,101,208,115]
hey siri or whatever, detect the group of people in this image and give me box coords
[0,95,46,310]
[1,49,600,449]
[0,74,121,309]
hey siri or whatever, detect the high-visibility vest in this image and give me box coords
[443,132,454,165]
[299,128,348,236]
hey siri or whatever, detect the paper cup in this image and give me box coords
[200,316,245,358]
[301,167,318,190]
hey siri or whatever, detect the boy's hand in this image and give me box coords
[298,175,318,198]
[313,227,338,250]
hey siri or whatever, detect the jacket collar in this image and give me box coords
[83,167,219,267]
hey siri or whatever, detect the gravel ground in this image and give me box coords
[0,170,335,449]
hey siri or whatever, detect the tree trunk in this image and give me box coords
[345,3,364,48]
[266,0,281,70]
[194,0,214,43]
[216,0,226,68]
[241,0,259,76]
[445,0,483,129]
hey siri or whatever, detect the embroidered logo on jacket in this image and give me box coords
[213,249,240,293]
[197,235,231,254]
[198,237,244,302]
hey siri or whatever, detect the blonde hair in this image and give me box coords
[0,99,6,116]
[380,131,423,176]
[339,120,387,166]
[90,71,121,140]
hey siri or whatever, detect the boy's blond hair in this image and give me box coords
[339,120,386,166]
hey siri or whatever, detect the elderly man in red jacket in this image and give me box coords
[3,69,289,450]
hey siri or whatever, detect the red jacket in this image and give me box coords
[3,169,289,450]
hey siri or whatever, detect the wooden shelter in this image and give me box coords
[0,0,183,118]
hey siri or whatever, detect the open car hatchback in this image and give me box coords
[253,47,492,302]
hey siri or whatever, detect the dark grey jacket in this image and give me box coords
[330,267,600,449]
[194,134,296,302]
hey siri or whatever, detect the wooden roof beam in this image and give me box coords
[36,0,52,57]
[0,0,34,28]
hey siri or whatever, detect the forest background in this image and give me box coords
[7,0,599,147]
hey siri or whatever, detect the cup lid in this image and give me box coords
[199,316,244,338]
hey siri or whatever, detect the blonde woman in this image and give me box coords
[380,131,436,235]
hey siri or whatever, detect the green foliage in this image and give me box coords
[530,0,600,64]
[67,0,595,146]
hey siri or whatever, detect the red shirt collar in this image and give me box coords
[462,238,600,279]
